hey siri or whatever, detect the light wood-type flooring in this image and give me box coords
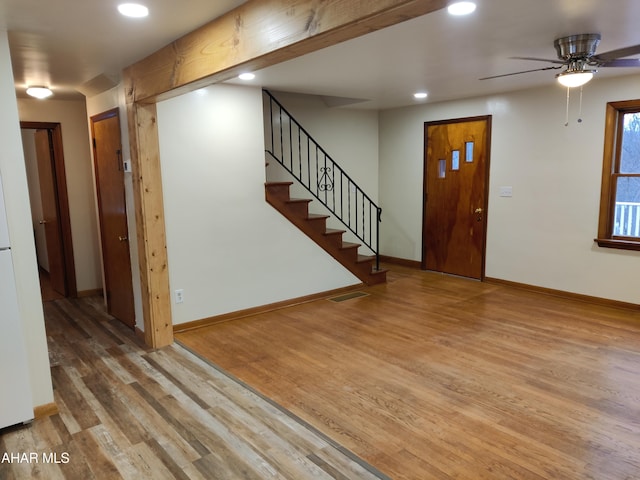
[177,266,640,480]
[0,296,385,480]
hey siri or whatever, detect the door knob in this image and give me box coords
[39,220,47,224]
[118,236,128,242]
[474,208,483,214]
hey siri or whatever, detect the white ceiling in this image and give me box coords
[1,0,247,99]
[2,0,640,108]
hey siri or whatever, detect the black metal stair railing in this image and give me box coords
[263,89,382,270]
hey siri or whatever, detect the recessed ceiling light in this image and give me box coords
[238,73,256,81]
[414,92,428,100]
[118,3,149,18]
[26,86,53,99]
[447,1,476,16]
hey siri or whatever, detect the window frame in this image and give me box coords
[595,99,640,251]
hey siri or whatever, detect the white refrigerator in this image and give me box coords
[0,174,34,429]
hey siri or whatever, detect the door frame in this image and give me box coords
[421,115,492,279]
[20,121,77,297]
[90,107,136,328]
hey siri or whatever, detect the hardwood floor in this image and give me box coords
[177,266,640,480]
[0,296,385,480]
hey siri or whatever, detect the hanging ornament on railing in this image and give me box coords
[318,167,334,191]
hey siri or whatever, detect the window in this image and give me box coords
[596,99,640,250]
[452,150,460,170]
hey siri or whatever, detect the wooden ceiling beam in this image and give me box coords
[124,0,448,103]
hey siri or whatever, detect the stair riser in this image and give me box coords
[323,234,344,248]
[306,218,329,234]
[286,200,311,217]
[338,247,359,263]
[366,272,387,285]
[353,260,375,276]
[264,182,293,201]
[268,187,291,201]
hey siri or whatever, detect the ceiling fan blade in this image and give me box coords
[479,66,562,81]
[597,58,640,67]
[510,56,565,65]
[592,44,640,62]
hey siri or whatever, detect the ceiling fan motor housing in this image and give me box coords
[554,33,601,60]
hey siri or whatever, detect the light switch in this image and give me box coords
[499,186,512,197]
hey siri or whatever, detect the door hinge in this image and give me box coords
[92,138,97,148]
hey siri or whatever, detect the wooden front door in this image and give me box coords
[34,129,67,296]
[91,109,135,328]
[422,116,491,279]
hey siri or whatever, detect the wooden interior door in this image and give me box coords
[422,116,490,279]
[91,110,135,328]
[34,129,67,296]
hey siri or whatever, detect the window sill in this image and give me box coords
[594,238,640,251]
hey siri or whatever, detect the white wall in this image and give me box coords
[379,74,640,304]
[85,86,144,332]
[17,98,102,293]
[156,84,360,325]
[0,30,53,408]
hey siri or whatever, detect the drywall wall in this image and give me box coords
[156,84,360,325]
[379,74,640,303]
[17,97,102,293]
[85,86,144,332]
[0,30,53,408]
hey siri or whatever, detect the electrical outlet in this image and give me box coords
[175,289,184,304]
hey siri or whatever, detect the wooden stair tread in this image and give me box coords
[324,228,346,236]
[265,181,293,187]
[287,198,312,204]
[307,213,330,220]
[340,242,361,250]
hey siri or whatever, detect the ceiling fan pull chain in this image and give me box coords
[577,86,584,123]
[564,86,570,127]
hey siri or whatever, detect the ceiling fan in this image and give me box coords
[480,33,640,87]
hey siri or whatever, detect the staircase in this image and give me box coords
[263,90,387,285]
[265,181,387,285]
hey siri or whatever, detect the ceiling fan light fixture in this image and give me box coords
[447,1,477,16]
[26,86,53,99]
[556,70,595,88]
